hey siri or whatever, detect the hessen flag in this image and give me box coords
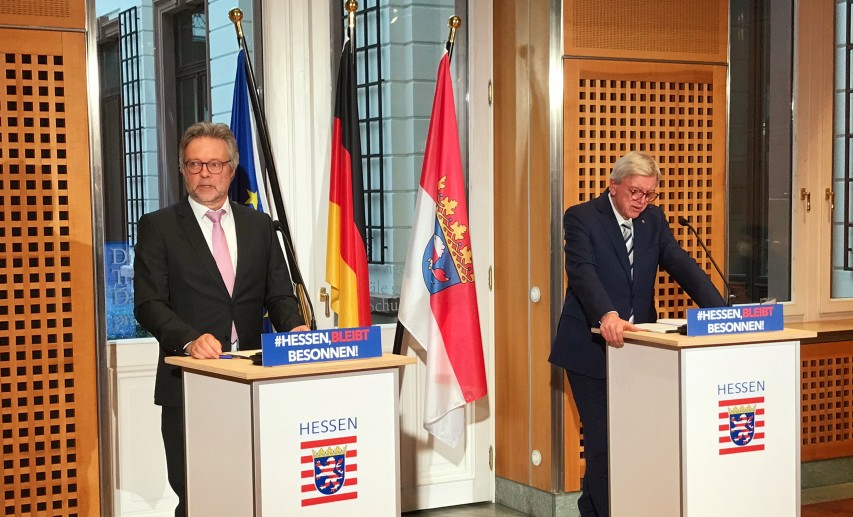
[326,37,371,328]
[228,49,268,213]
[398,50,487,448]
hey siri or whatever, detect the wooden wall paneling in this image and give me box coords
[0,0,85,31]
[562,59,729,317]
[494,0,535,484]
[0,28,100,516]
[529,0,555,492]
[801,341,853,462]
[564,0,728,63]
[493,0,556,490]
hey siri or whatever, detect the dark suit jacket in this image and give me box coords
[549,191,724,378]
[134,197,304,407]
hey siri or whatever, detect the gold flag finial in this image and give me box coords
[229,8,245,40]
[448,15,462,44]
[345,0,358,30]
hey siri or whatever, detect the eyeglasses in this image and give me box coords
[182,160,231,175]
[626,187,659,202]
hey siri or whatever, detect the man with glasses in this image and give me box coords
[134,121,309,516]
[549,151,724,517]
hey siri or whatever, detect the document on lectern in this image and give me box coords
[635,318,686,334]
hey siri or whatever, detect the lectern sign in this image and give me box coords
[261,326,381,366]
[686,304,783,336]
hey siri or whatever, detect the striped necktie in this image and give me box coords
[621,221,634,322]
[621,221,634,278]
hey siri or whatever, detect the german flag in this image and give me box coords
[326,37,371,327]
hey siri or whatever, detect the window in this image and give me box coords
[98,37,126,243]
[95,0,255,339]
[833,0,853,298]
[174,7,208,137]
[727,0,794,303]
[336,0,469,322]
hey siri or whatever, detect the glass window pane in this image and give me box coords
[727,0,793,303]
[341,0,468,322]
[832,0,853,297]
[174,10,207,68]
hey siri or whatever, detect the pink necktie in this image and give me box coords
[205,209,238,345]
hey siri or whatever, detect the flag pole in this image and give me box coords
[229,8,316,329]
[393,15,463,355]
[447,15,461,62]
[346,0,357,47]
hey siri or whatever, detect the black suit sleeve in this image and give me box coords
[655,210,725,308]
[133,213,200,354]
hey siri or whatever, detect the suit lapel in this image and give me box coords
[177,198,231,296]
[231,202,249,296]
[632,212,649,279]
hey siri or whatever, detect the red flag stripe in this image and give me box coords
[719,444,765,455]
[301,491,358,507]
[718,397,764,406]
[300,435,357,449]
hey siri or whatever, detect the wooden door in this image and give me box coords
[0,13,101,517]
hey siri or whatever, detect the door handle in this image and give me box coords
[801,188,811,212]
[319,287,330,318]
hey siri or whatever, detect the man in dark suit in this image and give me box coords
[134,122,309,516]
[549,151,724,517]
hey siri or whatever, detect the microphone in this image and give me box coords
[677,216,734,306]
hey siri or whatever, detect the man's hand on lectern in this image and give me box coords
[187,333,223,359]
[599,312,638,348]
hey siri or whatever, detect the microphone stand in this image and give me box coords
[678,216,734,307]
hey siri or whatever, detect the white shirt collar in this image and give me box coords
[607,191,632,227]
[187,196,233,221]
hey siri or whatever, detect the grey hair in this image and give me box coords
[610,151,662,183]
[178,121,239,168]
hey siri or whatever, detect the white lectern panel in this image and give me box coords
[254,369,400,516]
[681,341,799,516]
[608,344,681,516]
[184,372,255,516]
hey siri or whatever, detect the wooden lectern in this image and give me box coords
[165,353,415,516]
[607,328,816,516]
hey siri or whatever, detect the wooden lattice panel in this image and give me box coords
[801,341,853,462]
[563,59,728,319]
[0,29,99,516]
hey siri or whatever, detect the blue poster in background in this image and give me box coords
[105,242,139,339]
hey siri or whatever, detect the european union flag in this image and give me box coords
[230,49,273,333]
[229,49,266,212]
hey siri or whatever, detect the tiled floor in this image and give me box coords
[400,467,853,516]
[403,493,853,516]
[403,502,525,516]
